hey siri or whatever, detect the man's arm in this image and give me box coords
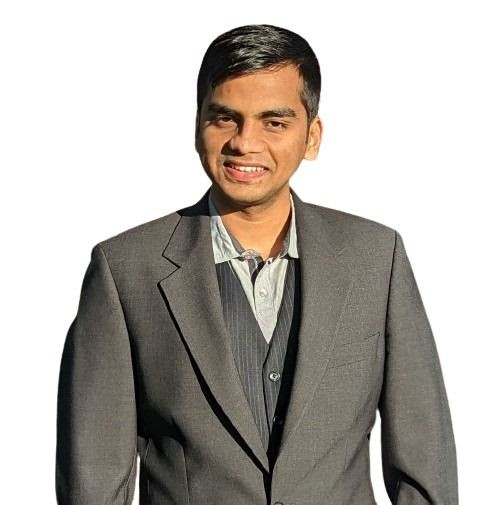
[56,244,137,504]
[378,231,458,504]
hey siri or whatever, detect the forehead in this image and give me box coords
[205,64,305,112]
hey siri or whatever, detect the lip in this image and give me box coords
[223,161,268,181]
[225,160,269,169]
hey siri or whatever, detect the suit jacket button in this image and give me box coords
[273,502,284,505]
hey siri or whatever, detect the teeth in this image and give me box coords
[229,164,265,173]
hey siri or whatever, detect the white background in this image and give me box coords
[1,1,492,502]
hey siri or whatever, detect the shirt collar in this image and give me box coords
[208,190,299,264]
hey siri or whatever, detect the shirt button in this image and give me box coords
[258,287,268,297]
[269,371,281,382]
[243,249,257,260]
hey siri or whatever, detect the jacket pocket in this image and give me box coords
[144,435,190,505]
[328,331,380,369]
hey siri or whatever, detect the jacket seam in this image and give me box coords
[143,438,152,501]
[384,229,398,353]
[122,448,137,504]
[96,243,132,343]
[183,446,191,505]
[96,243,138,505]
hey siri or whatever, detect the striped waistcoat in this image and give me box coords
[214,257,301,466]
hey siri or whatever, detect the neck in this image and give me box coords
[210,186,292,260]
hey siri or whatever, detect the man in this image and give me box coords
[56,24,458,505]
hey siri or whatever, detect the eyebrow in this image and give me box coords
[206,103,297,120]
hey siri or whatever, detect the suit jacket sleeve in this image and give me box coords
[378,231,458,504]
[55,244,137,504]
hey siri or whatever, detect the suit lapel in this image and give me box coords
[157,186,354,471]
[277,189,354,460]
[158,187,270,471]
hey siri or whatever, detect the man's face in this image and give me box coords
[195,63,322,209]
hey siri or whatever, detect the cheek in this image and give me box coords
[201,130,229,156]
[271,137,307,165]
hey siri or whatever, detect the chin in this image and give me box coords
[216,186,266,204]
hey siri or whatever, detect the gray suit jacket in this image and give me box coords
[55,186,458,505]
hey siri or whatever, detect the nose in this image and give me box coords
[226,120,264,154]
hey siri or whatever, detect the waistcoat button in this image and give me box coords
[269,370,281,382]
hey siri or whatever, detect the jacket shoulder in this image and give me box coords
[94,209,182,261]
[306,202,398,265]
[307,202,396,238]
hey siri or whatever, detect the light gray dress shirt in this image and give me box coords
[208,191,299,344]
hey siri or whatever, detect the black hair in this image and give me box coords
[196,24,321,125]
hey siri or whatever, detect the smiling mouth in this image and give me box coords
[223,162,267,173]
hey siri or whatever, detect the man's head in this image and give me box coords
[195,24,323,210]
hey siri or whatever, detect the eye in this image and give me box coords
[265,120,287,130]
[214,115,236,127]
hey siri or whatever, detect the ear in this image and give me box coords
[304,115,323,161]
[194,110,201,154]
